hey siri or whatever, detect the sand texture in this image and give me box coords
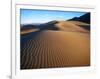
[21,21,90,69]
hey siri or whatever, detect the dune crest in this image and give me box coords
[55,21,89,33]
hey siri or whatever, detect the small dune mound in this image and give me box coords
[67,21,90,26]
[21,24,40,35]
[21,28,39,35]
[67,21,90,30]
[55,21,89,33]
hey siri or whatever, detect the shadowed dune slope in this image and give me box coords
[21,29,39,35]
[21,30,90,69]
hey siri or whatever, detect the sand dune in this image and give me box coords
[21,12,90,69]
[67,21,90,30]
[21,29,90,69]
[67,21,90,26]
[55,21,89,32]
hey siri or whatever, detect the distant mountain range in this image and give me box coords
[68,13,90,23]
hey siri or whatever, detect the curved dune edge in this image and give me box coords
[55,21,89,33]
[21,29,39,35]
[67,21,90,26]
[21,30,90,69]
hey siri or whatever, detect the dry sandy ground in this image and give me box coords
[21,21,90,69]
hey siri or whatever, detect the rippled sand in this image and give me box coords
[21,21,90,69]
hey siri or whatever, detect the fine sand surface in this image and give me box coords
[21,21,90,69]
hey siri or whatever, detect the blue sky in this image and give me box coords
[20,9,87,24]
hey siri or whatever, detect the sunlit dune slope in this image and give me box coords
[21,30,90,69]
[55,21,89,32]
[67,21,90,26]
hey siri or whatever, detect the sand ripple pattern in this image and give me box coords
[21,30,90,69]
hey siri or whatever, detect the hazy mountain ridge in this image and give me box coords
[68,13,90,23]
